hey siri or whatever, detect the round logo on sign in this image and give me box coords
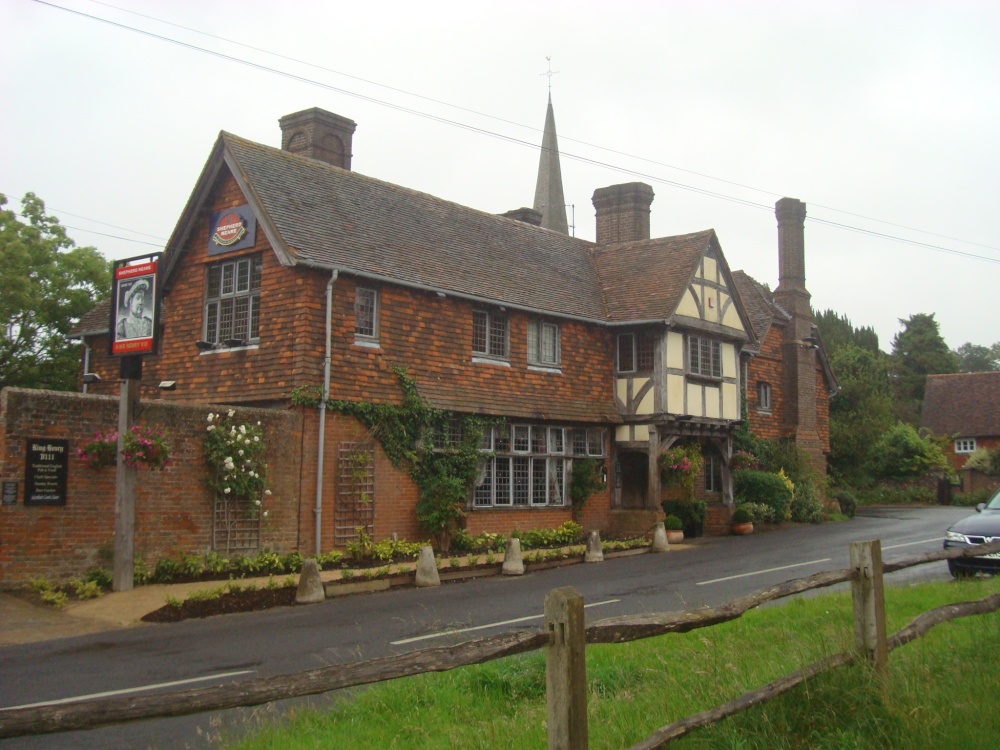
[212,212,247,246]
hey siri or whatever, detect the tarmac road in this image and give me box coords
[0,505,972,749]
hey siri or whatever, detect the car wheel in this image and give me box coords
[948,559,973,579]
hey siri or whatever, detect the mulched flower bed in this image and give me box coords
[141,587,298,623]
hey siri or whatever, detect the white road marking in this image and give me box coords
[0,670,256,711]
[391,599,621,645]
[882,538,942,550]
[697,558,832,586]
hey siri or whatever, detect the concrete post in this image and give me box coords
[296,558,326,603]
[415,545,441,587]
[651,521,669,553]
[584,530,604,563]
[503,537,525,575]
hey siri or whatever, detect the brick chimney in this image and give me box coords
[592,182,654,245]
[500,207,543,226]
[279,108,357,170]
[773,197,824,471]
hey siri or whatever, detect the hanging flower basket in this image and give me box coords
[77,431,118,471]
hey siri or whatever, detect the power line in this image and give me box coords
[29,0,1000,263]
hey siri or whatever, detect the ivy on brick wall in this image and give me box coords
[291,368,488,550]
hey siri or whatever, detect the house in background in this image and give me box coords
[922,372,1000,484]
[68,103,833,553]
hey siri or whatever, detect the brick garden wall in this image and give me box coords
[0,388,301,585]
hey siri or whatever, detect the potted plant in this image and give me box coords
[662,514,684,544]
[731,506,754,535]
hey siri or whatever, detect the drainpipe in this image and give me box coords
[315,270,338,555]
[82,343,92,394]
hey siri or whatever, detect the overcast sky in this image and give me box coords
[3,0,998,352]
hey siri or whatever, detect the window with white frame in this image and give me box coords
[204,255,262,345]
[354,286,378,341]
[528,319,561,367]
[617,331,654,374]
[473,424,605,508]
[757,381,772,411]
[955,438,977,454]
[472,308,508,360]
[689,336,721,378]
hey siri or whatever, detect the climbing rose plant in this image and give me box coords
[204,410,271,516]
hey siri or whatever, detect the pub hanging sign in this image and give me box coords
[208,204,256,256]
[108,253,162,357]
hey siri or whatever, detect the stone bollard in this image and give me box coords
[584,530,604,563]
[296,558,326,604]
[502,537,525,575]
[415,545,441,587]
[651,522,670,553]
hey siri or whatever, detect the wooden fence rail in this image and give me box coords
[1,538,998,744]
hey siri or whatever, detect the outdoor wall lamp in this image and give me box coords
[82,373,102,384]
[158,381,177,391]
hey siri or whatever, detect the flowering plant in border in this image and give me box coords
[204,410,270,517]
[77,431,118,470]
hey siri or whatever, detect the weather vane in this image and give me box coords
[540,56,559,94]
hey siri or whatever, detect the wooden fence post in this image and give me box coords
[849,539,888,679]
[545,587,588,750]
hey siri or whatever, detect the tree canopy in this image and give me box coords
[952,341,1000,372]
[0,192,110,391]
[814,308,880,358]
[889,313,957,423]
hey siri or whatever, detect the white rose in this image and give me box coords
[223,487,231,494]
[228,409,235,417]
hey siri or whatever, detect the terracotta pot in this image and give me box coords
[731,522,754,536]
[665,530,684,544]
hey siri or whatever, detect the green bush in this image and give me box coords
[730,506,752,524]
[736,501,778,525]
[855,483,936,505]
[734,470,792,521]
[452,530,507,553]
[83,568,112,589]
[153,557,181,583]
[789,480,825,523]
[952,489,994,507]
[512,521,583,550]
[831,489,857,518]
[868,423,950,479]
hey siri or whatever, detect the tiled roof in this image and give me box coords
[593,232,713,323]
[731,270,789,345]
[68,299,111,337]
[224,134,607,321]
[921,372,1000,438]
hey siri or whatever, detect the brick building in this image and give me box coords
[57,103,834,558]
[922,371,1000,474]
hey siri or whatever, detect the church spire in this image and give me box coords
[532,92,569,235]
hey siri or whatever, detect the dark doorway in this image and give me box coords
[619,451,649,509]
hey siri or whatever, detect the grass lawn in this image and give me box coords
[227,576,1000,749]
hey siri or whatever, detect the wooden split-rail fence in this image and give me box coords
[2,539,999,748]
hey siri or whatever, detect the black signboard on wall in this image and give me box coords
[24,438,69,506]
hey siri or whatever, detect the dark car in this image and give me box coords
[944,487,1000,576]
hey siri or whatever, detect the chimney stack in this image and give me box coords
[279,108,357,170]
[592,182,654,245]
[773,197,823,470]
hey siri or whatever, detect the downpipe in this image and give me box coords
[315,270,338,555]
